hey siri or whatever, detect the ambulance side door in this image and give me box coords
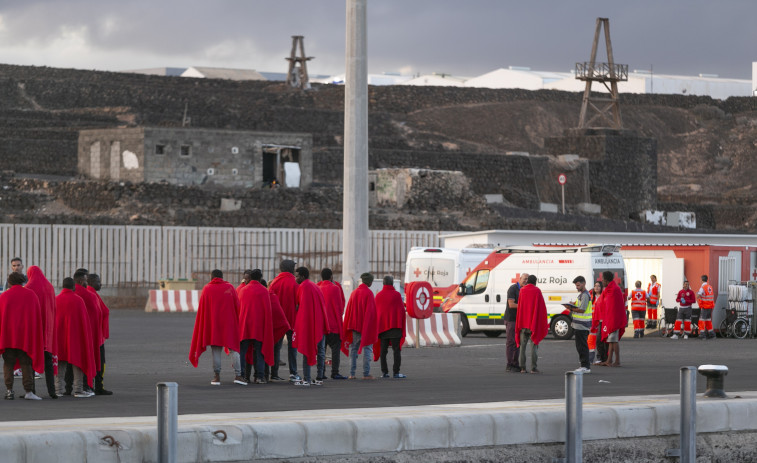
[460,268,493,328]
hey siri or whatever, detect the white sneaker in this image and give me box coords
[23,392,42,400]
[575,367,591,374]
[671,334,679,339]
[73,391,93,398]
[683,334,689,339]
[13,369,21,377]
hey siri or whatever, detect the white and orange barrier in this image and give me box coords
[404,313,461,347]
[145,290,200,312]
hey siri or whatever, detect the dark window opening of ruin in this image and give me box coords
[262,145,301,187]
[369,182,375,191]
[263,151,277,185]
[180,145,191,157]
[155,144,165,155]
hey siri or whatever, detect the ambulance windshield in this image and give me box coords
[407,257,456,287]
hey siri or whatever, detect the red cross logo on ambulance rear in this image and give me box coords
[414,268,422,278]
[511,273,521,283]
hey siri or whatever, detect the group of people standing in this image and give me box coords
[0,258,112,400]
[189,260,408,387]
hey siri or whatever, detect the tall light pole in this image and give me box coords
[342,0,369,295]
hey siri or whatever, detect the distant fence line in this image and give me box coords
[0,224,442,288]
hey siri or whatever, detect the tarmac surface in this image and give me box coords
[1,310,754,422]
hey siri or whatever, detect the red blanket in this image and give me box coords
[88,287,110,341]
[238,281,274,366]
[75,284,102,369]
[26,266,57,353]
[341,284,378,355]
[373,285,406,361]
[0,285,45,373]
[317,280,345,338]
[188,278,241,367]
[515,284,548,347]
[292,279,329,366]
[601,280,626,342]
[55,289,97,387]
[591,292,604,333]
[269,293,291,342]
[269,272,299,327]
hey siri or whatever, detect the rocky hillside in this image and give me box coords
[0,63,755,231]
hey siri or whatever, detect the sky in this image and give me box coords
[0,1,754,79]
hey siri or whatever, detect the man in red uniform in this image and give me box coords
[646,275,661,329]
[261,279,291,382]
[25,265,58,398]
[342,273,378,380]
[672,280,697,339]
[269,259,300,382]
[317,268,347,380]
[87,273,113,395]
[0,272,44,400]
[237,269,273,384]
[373,276,407,379]
[697,275,716,340]
[55,277,96,398]
[515,274,548,373]
[599,271,625,367]
[189,269,245,386]
[72,269,102,394]
[293,267,329,386]
[628,280,647,338]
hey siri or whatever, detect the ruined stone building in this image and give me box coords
[78,127,313,188]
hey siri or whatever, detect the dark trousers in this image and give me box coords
[44,351,56,396]
[267,336,285,378]
[380,337,402,375]
[240,339,264,381]
[3,349,33,393]
[325,333,342,377]
[94,345,105,391]
[596,322,608,362]
[286,331,298,376]
[505,320,519,368]
[574,330,590,368]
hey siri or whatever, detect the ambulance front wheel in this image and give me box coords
[458,315,470,337]
[551,315,574,340]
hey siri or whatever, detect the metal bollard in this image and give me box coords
[565,370,583,463]
[667,367,696,461]
[157,382,179,463]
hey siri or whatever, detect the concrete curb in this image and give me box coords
[1,392,756,462]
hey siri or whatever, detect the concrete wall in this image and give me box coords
[78,128,145,184]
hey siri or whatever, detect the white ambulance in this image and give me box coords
[439,244,627,340]
[404,247,493,310]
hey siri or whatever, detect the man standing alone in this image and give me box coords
[515,275,547,374]
[505,273,528,373]
[374,276,406,379]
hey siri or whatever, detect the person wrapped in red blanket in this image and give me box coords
[599,271,626,367]
[317,268,347,380]
[237,269,274,384]
[26,265,58,398]
[342,273,378,380]
[292,267,330,386]
[55,277,97,398]
[515,274,548,374]
[373,276,407,379]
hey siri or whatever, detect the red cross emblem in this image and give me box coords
[511,273,521,284]
[413,267,422,278]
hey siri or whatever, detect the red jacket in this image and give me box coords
[515,284,548,346]
[317,280,345,338]
[269,272,299,327]
[188,278,241,367]
[677,288,697,308]
[55,289,97,387]
[292,279,329,366]
[25,266,57,353]
[238,281,274,366]
[341,284,378,355]
[0,285,45,373]
[373,285,406,361]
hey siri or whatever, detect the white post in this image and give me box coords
[561,184,565,214]
[342,0,370,296]
[157,382,178,463]
[565,371,583,462]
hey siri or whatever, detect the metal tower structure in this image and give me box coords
[286,36,313,89]
[575,18,628,129]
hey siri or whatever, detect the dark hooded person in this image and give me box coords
[341,273,379,380]
[87,273,113,395]
[55,278,96,398]
[25,265,58,398]
[0,272,44,400]
[373,276,407,379]
[268,259,300,382]
[292,267,330,386]
[189,269,245,386]
[317,268,347,380]
[515,274,548,374]
[238,269,274,384]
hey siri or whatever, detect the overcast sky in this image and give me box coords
[0,1,754,79]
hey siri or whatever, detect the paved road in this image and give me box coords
[1,310,754,422]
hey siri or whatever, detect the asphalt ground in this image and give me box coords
[1,309,755,422]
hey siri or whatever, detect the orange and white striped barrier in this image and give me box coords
[404,313,461,347]
[145,290,200,312]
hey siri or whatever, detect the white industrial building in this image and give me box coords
[463,67,571,90]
